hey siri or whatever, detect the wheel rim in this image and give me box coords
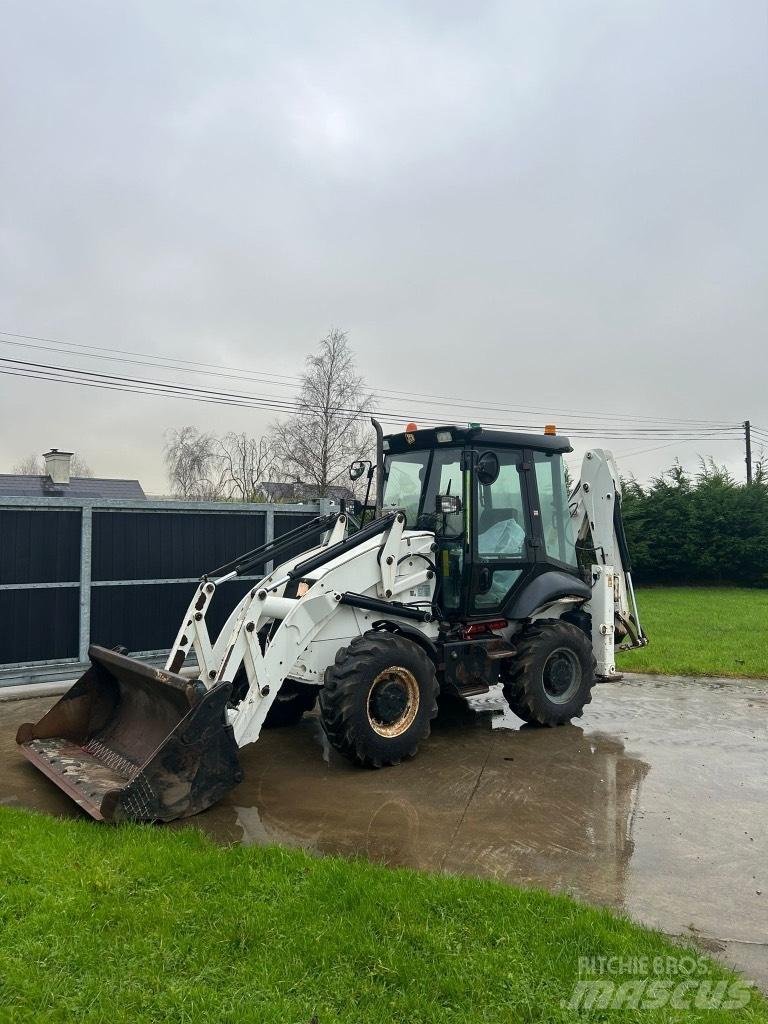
[542,647,581,704]
[367,666,420,738]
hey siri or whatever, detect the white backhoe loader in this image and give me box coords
[17,420,646,822]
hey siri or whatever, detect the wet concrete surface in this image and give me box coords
[2,674,767,986]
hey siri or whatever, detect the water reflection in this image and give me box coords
[192,694,649,909]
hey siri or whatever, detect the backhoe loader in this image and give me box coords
[17,420,646,822]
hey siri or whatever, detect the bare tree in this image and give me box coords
[271,329,374,497]
[12,452,93,477]
[71,454,93,478]
[164,427,227,500]
[12,454,43,475]
[217,432,277,502]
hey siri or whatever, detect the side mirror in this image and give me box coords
[477,451,500,486]
[349,460,368,482]
[436,494,462,515]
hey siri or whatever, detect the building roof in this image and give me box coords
[261,481,355,503]
[0,475,147,500]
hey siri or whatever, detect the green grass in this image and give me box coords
[0,808,764,1023]
[617,587,768,679]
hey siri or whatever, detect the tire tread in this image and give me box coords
[503,618,596,726]
[319,632,438,768]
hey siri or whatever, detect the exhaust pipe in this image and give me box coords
[371,416,384,516]
[16,646,242,822]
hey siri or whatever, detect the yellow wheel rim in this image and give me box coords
[366,666,420,738]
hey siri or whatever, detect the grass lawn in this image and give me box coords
[0,809,765,1023]
[617,587,768,679]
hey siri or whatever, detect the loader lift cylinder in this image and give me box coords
[206,512,341,581]
[285,511,399,581]
[338,591,434,622]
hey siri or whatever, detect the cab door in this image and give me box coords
[469,447,535,616]
[418,447,466,615]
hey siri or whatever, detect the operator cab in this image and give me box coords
[380,424,579,620]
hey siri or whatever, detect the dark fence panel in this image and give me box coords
[0,509,81,585]
[0,499,324,676]
[0,588,79,663]
[90,579,255,654]
[91,510,267,582]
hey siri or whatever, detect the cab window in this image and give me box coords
[476,454,529,560]
[420,448,464,611]
[472,450,530,613]
[533,452,578,567]
[382,451,429,527]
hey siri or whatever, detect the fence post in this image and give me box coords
[265,504,275,573]
[78,506,93,664]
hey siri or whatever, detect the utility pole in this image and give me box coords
[745,420,752,484]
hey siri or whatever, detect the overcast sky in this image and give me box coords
[1,0,766,492]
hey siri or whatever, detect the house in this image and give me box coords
[260,481,355,505]
[0,450,146,500]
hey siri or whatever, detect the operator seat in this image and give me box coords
[478,507,520,534]
[478,508,525,558]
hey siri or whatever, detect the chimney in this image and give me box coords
[43,449,73,485]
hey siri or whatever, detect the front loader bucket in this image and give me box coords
[16,645,243,823]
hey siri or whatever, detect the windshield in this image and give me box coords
[382,448,465,536]
[382,451,430,527]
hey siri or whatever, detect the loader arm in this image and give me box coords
[222,511,436,747]
[569,449,647,678]
[165,512,349,682]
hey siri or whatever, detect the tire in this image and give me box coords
[503,619,596,726]
[319,631,439,768]
[263,681,318,729]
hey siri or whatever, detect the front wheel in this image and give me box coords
[503,619,596,726]
[319,632,438,768]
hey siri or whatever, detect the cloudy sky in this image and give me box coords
[1,0,766,492]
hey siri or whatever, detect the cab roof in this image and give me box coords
[383,425,572,455]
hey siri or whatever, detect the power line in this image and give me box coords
[0,344,744,439]
[0,355,747,441]
[0,328,741,430]
[0,330,299,386]
[611,438,738,460]
[0,353,745,440]
[564,436,740,469]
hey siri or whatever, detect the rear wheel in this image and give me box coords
[503,619,596,726]
[319,632,438,768]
